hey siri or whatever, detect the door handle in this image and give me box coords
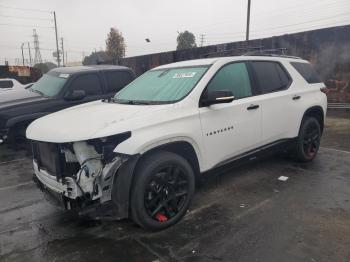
[247,104,259,110]
[292,95,301,100]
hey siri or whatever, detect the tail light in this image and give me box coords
[320,87,328,94]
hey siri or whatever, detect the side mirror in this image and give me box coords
[64,90,86,101]
[201,90,234,107]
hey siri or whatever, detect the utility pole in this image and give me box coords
[21,43,25,66]
[27,42,32,66]
[53,11,60,67]
[246,0,251,42]
[200,34,205,47]
[61,37,65,66]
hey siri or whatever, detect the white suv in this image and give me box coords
[27,55,327,230]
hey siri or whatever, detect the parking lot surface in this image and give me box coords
[0,112,349,262]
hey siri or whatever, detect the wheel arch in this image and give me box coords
[300,106,325,134]
[138,141,201,179]
[112,140,201,220]
[6,112,49,128]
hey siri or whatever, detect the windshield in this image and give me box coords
[30,73,68,97]
[113,66,208,104]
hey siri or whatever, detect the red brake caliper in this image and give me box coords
[156,213,168,222]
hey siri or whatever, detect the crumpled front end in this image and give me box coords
[31,132,135,218]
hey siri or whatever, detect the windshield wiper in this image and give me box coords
[128,100,151,105]
[29,88,45,96]
[113,99,151,105]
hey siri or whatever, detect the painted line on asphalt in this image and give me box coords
[320,147,350,154]
[0,157,29,166]
[0,181,33,192]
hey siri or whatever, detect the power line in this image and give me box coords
[205,21,350,44]
[0,23,53,29]
[0,4,51,13]
[250,21,350,38]
[253,0,349,18]
[188,0,349,32]
[203,12,350,39]
[0,44,92,55]
[253,5,349,21]
[0,14,52,21]
[250,16,350,35]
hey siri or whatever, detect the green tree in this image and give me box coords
[106,28,126,65]
[34,62,58,74]
[176,30,197,50]
[82,51,113,65]
[45,62,57,71]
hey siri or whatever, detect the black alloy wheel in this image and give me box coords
[144,165,189,222]
[293,117,321,162]
[130,151,195,230]
[302,121,320,158]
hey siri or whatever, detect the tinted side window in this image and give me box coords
[104,71,133,93]
[206,62,252,99]
[69,74,102,95]
[291,62,322,83]
[251,62,290,94]
[0,80,14,89]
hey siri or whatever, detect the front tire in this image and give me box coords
[293,117,321,162]
[130,151,195,231]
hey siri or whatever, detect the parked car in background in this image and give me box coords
[0,78,24,92]
[0,65,135,143]
[27,55,327,230]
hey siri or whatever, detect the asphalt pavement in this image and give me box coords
[0,111,349,262]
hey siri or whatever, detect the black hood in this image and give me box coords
[0,88,48,110]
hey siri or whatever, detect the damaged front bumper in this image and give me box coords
[32,138,139,219]
[33,155,126,212]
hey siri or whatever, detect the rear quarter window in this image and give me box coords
[250,61,291,94]
[103,71,133,93]
[290,62,322,83]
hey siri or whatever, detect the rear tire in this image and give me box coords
[130,151,195,231]
[293,117,321,162]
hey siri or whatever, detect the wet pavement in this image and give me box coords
[0,112,350,262]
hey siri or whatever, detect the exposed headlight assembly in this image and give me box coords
[86,131,131,162]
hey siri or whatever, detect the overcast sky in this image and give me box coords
[0,0,349,65]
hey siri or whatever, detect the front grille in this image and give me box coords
[32,141,63,180]
[32,141,80,181]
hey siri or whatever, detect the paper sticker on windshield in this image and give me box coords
[59,73,70,79]
[172,72,196,79]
